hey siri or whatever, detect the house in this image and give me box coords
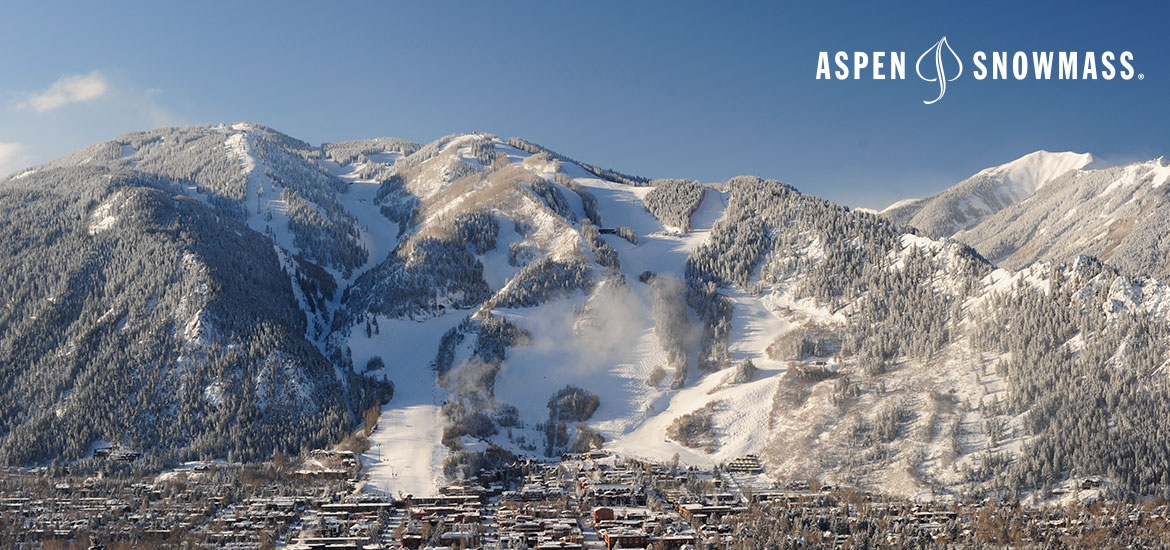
[654,534,699,550]
[537,541,584,549]
[602,528,648,549]
[724,455,764,474]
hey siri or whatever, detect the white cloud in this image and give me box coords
[0,142,30,177]
[0,72,187,173]
[18,72,110,112]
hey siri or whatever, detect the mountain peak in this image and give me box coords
[880,150,1093,238]
[975,150,1094,196]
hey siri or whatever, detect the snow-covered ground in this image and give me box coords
[361,404,448,498]
[350,312,466,498]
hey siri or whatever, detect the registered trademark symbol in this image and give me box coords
[1139,73,1145,80]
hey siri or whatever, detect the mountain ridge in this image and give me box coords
[881,150,1094,238]
[880,147,1170,279]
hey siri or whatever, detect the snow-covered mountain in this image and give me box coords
[4,125,1170,503]
[883,149,1170,280]
[955,158,1170,276]
[882,151,1094,238]
[0,124,394,468]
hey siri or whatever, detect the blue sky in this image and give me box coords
[0,1,1166,208]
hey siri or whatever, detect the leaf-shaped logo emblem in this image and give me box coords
[916,36,963,104]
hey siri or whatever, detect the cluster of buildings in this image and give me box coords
[5,452,1170,548]
[199,496,309,545]
[0,467,238,546]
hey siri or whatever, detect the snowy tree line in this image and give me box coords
[687,176,988,374]
[125,126,249,208]
[582,219,619,271]
[50,125,377,276]
[252,129,371,275]
[667,400,721,453]
[651,276,693,388]
[337,235,492,324]
[529,177,577,222]
[644,179,704,232]
[839,245,961,372]
[452,211,500,254]
[394,134,463,169]
[767,322,840,361]
[547,385,600,424]
[281,187,367,277]
[687,280,733,373]
[508,241,539,268]
[374,174,418,234]
[555,173,602,225]
[506,137,649,186]
[541,385,601,456]
[292,253,338,317]
[486,257,594,309]
[465,135,505,167]
[322,137,421,166]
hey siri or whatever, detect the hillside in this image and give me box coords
[0,159,388,467]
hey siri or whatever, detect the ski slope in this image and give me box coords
[351,312,466,498]
[361,404,447,498]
